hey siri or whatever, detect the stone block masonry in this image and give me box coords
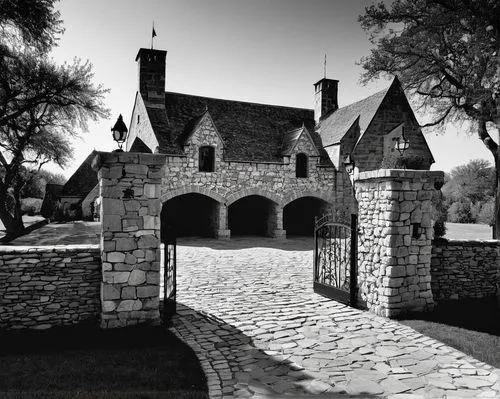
[0,245,100,329]
[355,169,444,318]
[431,238,500,301]
[92,151,167,329]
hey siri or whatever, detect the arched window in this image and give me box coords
[199,146,215,172]
[296,153,308,178]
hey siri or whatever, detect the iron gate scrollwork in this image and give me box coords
[161,225,176,322]
[313,212,357,306]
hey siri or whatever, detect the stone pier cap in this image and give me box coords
[91,151,167,172]
[354,169,444,188]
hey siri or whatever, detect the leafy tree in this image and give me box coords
[442,159,495,203]
[0,0,109,239]
[21,169,66,199]
[359,0,500,237]
[478,197,495,225]
[448,200,473,223]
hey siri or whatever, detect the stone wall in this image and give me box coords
[92,151,166,329]
[431,238,500,301]
[355,169,444,317]
[0,245,101,329]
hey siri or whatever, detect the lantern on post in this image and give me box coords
[111,114,128,152]
[394,127,410,168]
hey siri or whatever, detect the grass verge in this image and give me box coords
[399,297,500,367]
[0,324,208,398]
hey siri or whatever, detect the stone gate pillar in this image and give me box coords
[354,169,444,318]
[269,204,286,239]
[92,152,167,328]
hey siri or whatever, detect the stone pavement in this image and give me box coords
[169,236,500,399]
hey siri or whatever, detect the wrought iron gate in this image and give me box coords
[313,213,357,306]
[162,226,176,322]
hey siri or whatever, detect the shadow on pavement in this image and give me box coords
[169,302,381,398]
[178,235,314,251]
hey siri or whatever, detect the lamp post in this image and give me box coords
[111,114,128,152]
[394,127,410,169]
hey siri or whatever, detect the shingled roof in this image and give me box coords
[155,92,322,162]
[61,151,98,197]
[317,82,393,147]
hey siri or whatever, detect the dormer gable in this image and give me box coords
[182,109,224,151]
[282,125,320,158]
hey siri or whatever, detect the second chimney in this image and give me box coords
[314,78,339,123]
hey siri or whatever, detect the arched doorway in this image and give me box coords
[284,197,330,236]
[228,195,277,236]
[161,193,220,237]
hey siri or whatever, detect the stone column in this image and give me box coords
[92,152,167,329]
[216,203,231,240]
[269,204,286,239]
[354,169,444,318]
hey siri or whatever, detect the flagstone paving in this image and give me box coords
[170,237,500,398]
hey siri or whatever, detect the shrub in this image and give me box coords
[447,200,473,223]
[21,198,43,215]
[477,198,495,226]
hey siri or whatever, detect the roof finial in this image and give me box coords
[204,103,208,113]
[323,53,327,79]
[151,21,157,50]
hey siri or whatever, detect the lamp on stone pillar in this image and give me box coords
[394,127,410,169]
[344,154,356,193]
[111,114,128,152]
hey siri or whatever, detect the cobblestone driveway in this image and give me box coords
[170,237,500,398]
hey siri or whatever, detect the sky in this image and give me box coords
[49,0,498,178]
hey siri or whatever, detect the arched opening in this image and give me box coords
[284,197,330,236]
[161,193,219,237]
[296,153,308,178]
[229,195,277,236]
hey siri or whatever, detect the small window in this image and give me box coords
[296,153,308,178]
[199,146,215,172]
[137,115,140,124]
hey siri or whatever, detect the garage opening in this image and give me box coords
[284,197,330,236]
[161,193,219,237]
[229,195,277,236]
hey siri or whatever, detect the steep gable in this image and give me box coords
[60,151,98,197]
[282,126,320,157]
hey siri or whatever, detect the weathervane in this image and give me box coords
[151,22,157,50]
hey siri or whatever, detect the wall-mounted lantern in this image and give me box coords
[111,114,128,152]
[343,154,355,175]
[394,127,410,156]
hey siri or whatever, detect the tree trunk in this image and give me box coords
[495,148,499,239]
[0,190,25,241]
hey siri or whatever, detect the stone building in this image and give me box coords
[46,46,434,238]
[123,47,434,239]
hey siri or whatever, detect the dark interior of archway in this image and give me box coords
[229,195,274,236]
[284,197,329,236]
[161,194,218,238]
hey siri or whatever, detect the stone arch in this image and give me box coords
[282,191,333,208]
[226,187,283,207]
[161,185,225,204]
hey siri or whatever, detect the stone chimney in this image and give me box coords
[314,78,339,123]
[135,48,167,107]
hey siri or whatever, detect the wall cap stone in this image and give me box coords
[355,169,444,184]
[0,244,100,254]
[432,238,500,246]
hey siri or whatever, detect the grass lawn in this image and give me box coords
[399,297,500,368]
[444,222,493,240]
[0,324,208,398]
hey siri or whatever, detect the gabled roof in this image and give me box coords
[317,80,395,147]
[60,151,98,197]
[181,109,225,146]
[155,92,321,162]
[282,126,320,156]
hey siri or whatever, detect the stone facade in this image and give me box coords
[354,169,444,317]
[0,245,101,329]
[431,238,500,301]
[92,151,166,328]
[158,114,338,238]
